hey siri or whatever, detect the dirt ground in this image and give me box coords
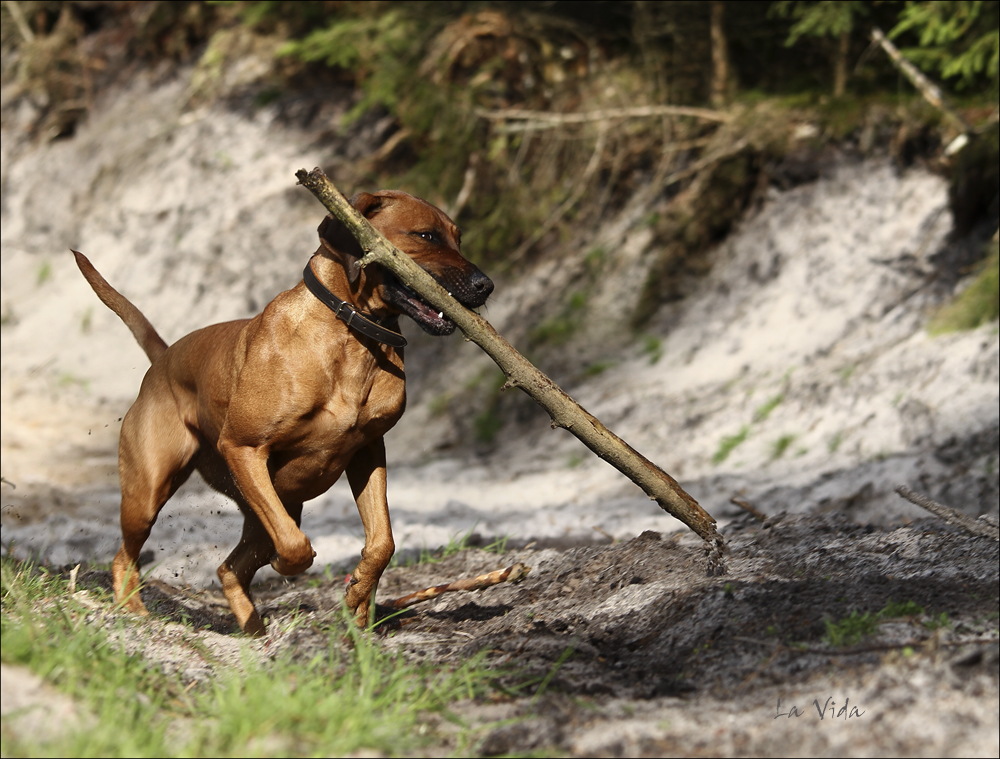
[10,510,996,757]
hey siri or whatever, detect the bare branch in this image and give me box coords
[4,1,36,43]
[509,121,608,263]
[896,485,998,540]
[476,104,732,129]
[295,168,727,574]
[730,496,767,522]
[870,28,973,134]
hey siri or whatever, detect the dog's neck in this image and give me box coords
[304,255,406,348]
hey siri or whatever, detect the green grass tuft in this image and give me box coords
[929,243,999,334]
[823,600,940,648]
[641,335,664,364]
[770,433,796,460]
[824,610,879,647]
[753,394,784,423]
[712,425,749,464]
[879,599,925,618]
[1,557,500,757]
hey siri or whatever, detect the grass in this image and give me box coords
[472,369,508,444]
[483,534,511,554]
[712,425,749,464]
[823,610,880,647]
[770,433,796,460]
[36,261,52,286]
[529,290,590,347]
[473,406,503,443]
[640,335,663,364]
[752,394,784,423]
[922,611,952,631]
[583,360,615,377]
[390,523,510,567]
[880,599,925,618]
[823,600,942,647]
[57,371,90,391]
[929,243,1000,334]
[1,558,500,757]
[712,390,790,466]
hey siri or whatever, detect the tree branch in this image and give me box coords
[476,104,732,129]
[895,486,998,540]
[295,167,726,574]
[870,27,973,134]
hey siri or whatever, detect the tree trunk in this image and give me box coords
[710,1,729,108]
[834,29,849,97]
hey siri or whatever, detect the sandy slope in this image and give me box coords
[2,60,998,758]
[2,67,997,583]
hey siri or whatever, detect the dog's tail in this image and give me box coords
[72,250,168,363]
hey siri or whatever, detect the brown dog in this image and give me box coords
[74,190,493,634]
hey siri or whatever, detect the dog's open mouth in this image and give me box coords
[389,280,457,336]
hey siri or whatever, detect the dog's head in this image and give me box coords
[317,190,493,336]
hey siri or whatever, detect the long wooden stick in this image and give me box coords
[295,168,726,573]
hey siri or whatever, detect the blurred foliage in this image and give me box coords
[929,240,1000,333]
[2,0,996,277]
[890,0,1000,91]
[773,1,868,45]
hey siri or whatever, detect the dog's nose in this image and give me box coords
[470,271,494,300]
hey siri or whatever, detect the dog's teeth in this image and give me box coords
[438,312,444,319]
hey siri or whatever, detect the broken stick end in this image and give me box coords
[705,530,728,577]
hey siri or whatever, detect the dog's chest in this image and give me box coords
[346,368,406,434]
[270,360,403,492]
[314,353,406,440]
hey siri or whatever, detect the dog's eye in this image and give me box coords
[417,231,437,243]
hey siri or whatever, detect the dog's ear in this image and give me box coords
[350,192,386,219]
[317,213,364,285]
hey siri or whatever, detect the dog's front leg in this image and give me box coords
[345,438,395,626]
[218,441,316,576]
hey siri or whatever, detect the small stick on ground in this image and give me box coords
[386,562,531,610]
[896,485,999,540]
[730,496,767,522]
[592,525,618,544]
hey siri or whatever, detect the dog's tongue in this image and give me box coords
[398,285,456,336]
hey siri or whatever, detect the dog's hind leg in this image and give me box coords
[113,390,198,616]
[217,501,302,636]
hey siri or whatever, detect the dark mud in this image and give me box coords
[51,512,999,757]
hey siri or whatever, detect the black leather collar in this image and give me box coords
[303,262,407,348]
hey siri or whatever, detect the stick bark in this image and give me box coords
[387,562,531,609]
[296,168,726,572]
